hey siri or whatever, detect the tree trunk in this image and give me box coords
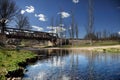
[1,23,5,34]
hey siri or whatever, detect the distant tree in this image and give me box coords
[0,0,19,34]
[15,14,30,30]
[102,29,107,40]
[68,25,72,38]
[109,32,119,40]
[75,23,79,39]
[94,32,99,40]
[84,33,97,40]
[98,31,102,40]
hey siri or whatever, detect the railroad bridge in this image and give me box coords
[4,28,57,40]
[0,27,58,46]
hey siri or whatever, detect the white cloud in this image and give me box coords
[118,31,120,35]
[58,12,70,18]
[21,10,25,14]
[35,14,47,21]
[50,57,65,67]
[25,6,35,13]
[32,26,44,31]
[72,0,79,4]
[31,63,42,68]
[20,5,35,14]
[47,26,66,33]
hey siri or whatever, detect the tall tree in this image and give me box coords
[71,12,75,39]
[50,16,54,46]
[71,12,76,46]
[86,0,94,45]
[102,29,107,40]
[68,25,72,38]
[15,14,30,30]
[0,0,18,34]
[75,23,79,39]
[51,16,54,35]
[59,10,63,46]
[55,17,59,38]
[59,12,63,38]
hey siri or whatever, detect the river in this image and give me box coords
[22,49,120,80]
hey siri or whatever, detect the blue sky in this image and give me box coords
[12,0,120,38]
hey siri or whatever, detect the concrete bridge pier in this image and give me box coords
[0,34,7,45]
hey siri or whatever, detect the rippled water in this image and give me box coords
[23,49,120,80]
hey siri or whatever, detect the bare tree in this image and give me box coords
[51,16,54,35]
[55,17,59,38]
[50,16,54,46]
[70,12,76,46]
[59,13,63,38]
[15,14,30,30]
[59,11,63,46]
[86,0,94,45]
[75,23,79,39]
[71,13,75,39]
[0,0,19,34]
[102,29,107,40]
[68,25,72,38]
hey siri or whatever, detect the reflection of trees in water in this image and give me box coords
[68,50,120,80]
[69,50,80,80]
[26,49,120,80]
[87,52,95,80]
[85,52,120,80]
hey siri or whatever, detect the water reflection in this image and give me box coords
[23,49,120,80]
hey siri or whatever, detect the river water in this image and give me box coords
[23,49,120,80]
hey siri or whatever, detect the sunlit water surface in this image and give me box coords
[23,50,120,80]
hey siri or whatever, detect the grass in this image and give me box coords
[60,41,120,48]
[0,49,36,80]
[58,41,120,53]
[94,48,120,53]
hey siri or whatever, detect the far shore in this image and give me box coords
[44,45,120,52]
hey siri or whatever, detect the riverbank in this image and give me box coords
[0,49,36,80]
[45,45,120,53]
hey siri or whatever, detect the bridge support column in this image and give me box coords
[47,41,54,46]
[0,34,7,45]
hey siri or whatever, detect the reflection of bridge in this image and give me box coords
[2,27,58,41]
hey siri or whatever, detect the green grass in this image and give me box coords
[93,48,120,53]
[93,41,120,46]
[0,49,36,79]
[61,41,120,48]
[106,48,120,53]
